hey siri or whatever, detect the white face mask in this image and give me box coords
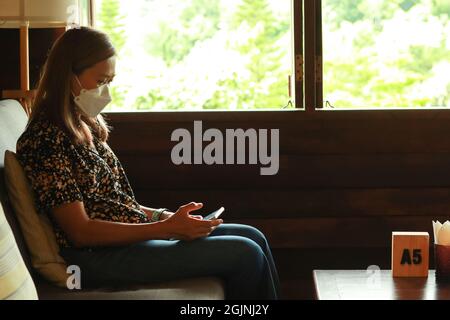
[73,76,112,118]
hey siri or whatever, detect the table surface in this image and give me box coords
[313,270,450,300]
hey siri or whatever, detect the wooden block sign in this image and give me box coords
[392,232,429,277]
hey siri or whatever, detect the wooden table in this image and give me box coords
[313,270,450,300]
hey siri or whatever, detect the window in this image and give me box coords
[322,0,450,109]
[94,0,294,111]
[78,0,94,27]
[93,0,450,112]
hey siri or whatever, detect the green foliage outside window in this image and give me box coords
[96,0,450,110]
[323,0,450,108]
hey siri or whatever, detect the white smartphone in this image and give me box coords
[203,207,225,220]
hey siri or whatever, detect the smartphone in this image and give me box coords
[203,207,225,220]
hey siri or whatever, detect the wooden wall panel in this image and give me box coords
[133,188,450,219]
[0,28,64,93]
[107,111,450,249]
[117,154,450,189]
[209,216,445,249]
[107,113,450,155]
[0,29,20,90]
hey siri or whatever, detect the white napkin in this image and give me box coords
[433,220,450,245]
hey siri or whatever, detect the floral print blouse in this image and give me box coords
[16,114,149,248]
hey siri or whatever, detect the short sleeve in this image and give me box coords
[18,137,83,210]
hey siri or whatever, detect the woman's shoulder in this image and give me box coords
[17,113,70,156]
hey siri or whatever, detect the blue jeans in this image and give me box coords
[60,224,281,300]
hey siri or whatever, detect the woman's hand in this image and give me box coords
[139,205,204,222]
[159,211,203,221]
[163,202,223,241]
[160,211,203,221]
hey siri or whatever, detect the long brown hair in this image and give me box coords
[29,27,116,144]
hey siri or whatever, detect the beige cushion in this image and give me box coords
[4,151,68,287]
[0,202,38,300]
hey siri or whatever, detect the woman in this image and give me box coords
[16,27,280,300]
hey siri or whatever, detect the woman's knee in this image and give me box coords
[234,224,269,249]
[216,224,268,243]
[245,225,268,242]
[230,236,265,266]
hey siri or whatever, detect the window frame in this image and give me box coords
[90,0,305,112]
[88,0,95,27]
[293,0,304,109]
[90,0,448,115]
[312,0,449,112]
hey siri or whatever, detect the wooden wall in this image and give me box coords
[0,28,64,93]
[107,110,450,250]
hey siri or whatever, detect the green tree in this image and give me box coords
[324,0,364,26]
[145,0,221,66]
[323,0,450,108]
[97,0,126,52]
[432,0,450,17]
[210,0,290,109]
[97,0,127,110]
[324,0,412,30]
